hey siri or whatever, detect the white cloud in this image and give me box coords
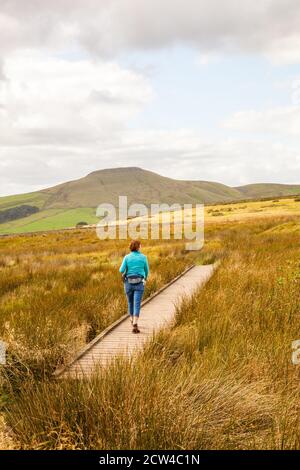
[1,123,300,196]
[223,75,300,137]
[0,49,299,196]
[224,106,300,137]
[264,35,300,65]
[194,52,220,67]
[0,49,153,147]
[0,49,155,195]
[0,1,300,196]
[1,1,300,64]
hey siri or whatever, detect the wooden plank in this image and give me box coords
[54,263,217,378]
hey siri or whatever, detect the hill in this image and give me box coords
[236,183,300,199]
[40,167,242,208]
[0,167,299,234]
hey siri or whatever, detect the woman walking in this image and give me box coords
[119,240,149,333]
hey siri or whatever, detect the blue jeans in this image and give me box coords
[124,281,144,317]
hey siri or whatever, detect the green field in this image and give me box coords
[0,208,99,234]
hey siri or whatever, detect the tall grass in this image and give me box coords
[1,216,300,449]
[0,231,202,376]
[4,358,274,450]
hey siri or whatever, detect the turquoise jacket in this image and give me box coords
[119,251,149,280]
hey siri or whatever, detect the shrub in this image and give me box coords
[76,221,89,228]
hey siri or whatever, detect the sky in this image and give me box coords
[1,0,300,196]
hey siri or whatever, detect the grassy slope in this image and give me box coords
[190,180,242,201]
[0,167,246,234]
[236,183,300,198]
[1,167,300,235]
[41,167,244,209]
[0,192,49,211]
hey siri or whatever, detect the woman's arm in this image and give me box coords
[119,256,127,274]
[144,256,149,280]
[119,256,127,281]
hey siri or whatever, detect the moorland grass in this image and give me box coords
[1,215,300,449]
[0,233,205,376]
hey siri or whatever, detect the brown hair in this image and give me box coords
[129,240,141,252]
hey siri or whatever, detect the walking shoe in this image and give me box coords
[132,324,140,334]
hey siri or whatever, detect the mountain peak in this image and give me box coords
[86,166,145,177]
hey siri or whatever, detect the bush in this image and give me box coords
[76,221,89,228]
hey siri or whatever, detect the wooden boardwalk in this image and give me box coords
[54,264,216,379]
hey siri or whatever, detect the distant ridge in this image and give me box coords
[40,167,244,208]
[236,183,300,199]
[0,167,299,234]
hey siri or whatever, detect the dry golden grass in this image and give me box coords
[0,232,207,376]
[0,210,300,449]
[204,196,300,223]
